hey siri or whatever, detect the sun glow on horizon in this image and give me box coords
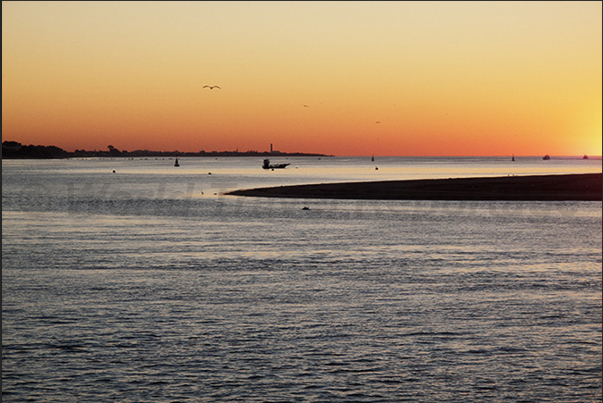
[2,1,601,157]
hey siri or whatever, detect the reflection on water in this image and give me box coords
[2,157,602,402]
[3,156,602,202]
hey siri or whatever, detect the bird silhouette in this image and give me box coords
[203,85,221,89]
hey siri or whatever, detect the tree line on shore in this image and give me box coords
[2,141,329,159]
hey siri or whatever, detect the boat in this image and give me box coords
[262,159,290,169]
[174,158,180,167]
[543,155,550,160]
[583,154,589,159]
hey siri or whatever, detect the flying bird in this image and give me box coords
[203,85,221,89]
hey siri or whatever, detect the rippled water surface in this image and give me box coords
[3,157,602,402]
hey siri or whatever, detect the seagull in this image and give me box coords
[303,104,309,108]
[203,85,221,89]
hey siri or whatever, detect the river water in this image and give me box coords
[2,156,601,402]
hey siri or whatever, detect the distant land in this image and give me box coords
[1,141,331,159]
[226,173,603,201]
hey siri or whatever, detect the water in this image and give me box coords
[3,156,602,402]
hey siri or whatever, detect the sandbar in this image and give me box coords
[225,173,602,201]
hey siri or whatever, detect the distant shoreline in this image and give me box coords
[226,173,602,201]
[1,141,331,159]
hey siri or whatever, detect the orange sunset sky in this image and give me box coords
[2,1,602,156]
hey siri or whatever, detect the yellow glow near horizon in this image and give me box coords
[2,1,601,156]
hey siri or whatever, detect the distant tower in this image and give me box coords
[270,143,273,153]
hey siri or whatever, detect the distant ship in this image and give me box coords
[262,159,290,169]
[174,158,180,167]
[543,155,551,160]
[583,154,589,160]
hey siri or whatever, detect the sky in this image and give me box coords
[2,1,602,156]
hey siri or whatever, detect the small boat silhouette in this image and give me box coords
[262,159,290,169]
[543,155,550,160]
[174,158,180,167]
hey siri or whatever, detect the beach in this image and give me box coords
[226,173,602,201]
